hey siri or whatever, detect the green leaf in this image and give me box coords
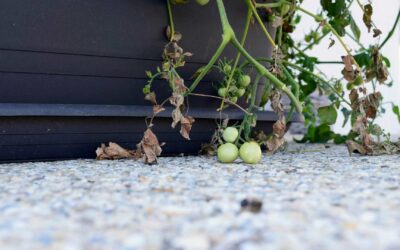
[382,56,391,68]
[341,107,351,127]
[145,71,153,78]
[329,18,349,37]
[314,124,334,143]
[354,51,372,68]
[318,105,338,125]
[393,104,400,123]
[320,0,346,18]
[349,15,361,41]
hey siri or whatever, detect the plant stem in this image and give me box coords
[283,60,351,106]
[245,0,276,48]
[302,31,329,52]
[255,2,284,8]
[166,0,175,42]
[345,31,365,49]
[296,6,361,71]
[188,93,251,115]
[188,36,230,93]
[219,7,253,110]
[281,65,299,121]
[231,37,302,113]
[250,75,262,109]
[316,61,343,64]
[189,0,302,116]
[379,9,400,49]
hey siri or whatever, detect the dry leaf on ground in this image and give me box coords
[137,129,163,164]
[96,142,140,160]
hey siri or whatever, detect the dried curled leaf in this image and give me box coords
[346,140,367,155]
[341,55,359,82]
[153,105,166,115]
[170,94,185,128]
[145,92,157,105]
[137,129,163,164]
[363,4,373,32]
[180,116,195,140]
[199,143,217,156]
[360,92,382,119]
[266,120,286,153]
[266,90,286,153]
[96,142,140,160]
[328,38,335,49]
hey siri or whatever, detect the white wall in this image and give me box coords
[292,0,400,137]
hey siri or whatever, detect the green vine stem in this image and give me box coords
[188,0,302,114]
[230,37,302,113]
[219,7,253,110]
[281,64,299,121]
[187,36,230,93]
[379,9,400,49]
[295,6,361,72]
[166,0,175,42]
[240,58,351,107]
[246,0,276,48]
[283,61,352,106]
[255,2,284,9]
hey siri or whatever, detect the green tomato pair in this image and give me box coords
[217,127,262,164]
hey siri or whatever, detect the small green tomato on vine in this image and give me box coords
[196,0,210,6]
[222,127,239,143]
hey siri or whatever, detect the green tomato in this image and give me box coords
[217,143,239,163]
[229,86,238,93]
[281,3,291,16]
[239,75,251,87]
[239,142,262,164]
[222,127,239,143]
[223,65,232,74]
[171,0,189,4]
[236,88,246,97]
[230,96,238,103]
[196,0,210,5]
[218,88,227,97]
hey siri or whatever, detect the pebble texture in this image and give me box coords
[0,144,399,250]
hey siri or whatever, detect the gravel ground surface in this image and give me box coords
[0,144,400,250]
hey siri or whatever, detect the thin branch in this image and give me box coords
[219,7,253,110]
[245,0,276,48]
[379,9,400,49]
[188,93,252,115]
[166,0,175,42]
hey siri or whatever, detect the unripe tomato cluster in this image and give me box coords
[217,127,262,164]
[217,62,251,104]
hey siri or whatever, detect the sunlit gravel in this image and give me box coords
[0,144,399,250]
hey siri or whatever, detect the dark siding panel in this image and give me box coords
[0,73,218,106]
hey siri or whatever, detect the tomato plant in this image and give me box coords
[137,0,400,164]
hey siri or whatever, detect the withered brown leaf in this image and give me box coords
[346,140,367,155]
[341,55,359,82]
[180,116,195,140]
[328,38,335,49]
[373,28,382,38]
[96,142,140,160]
[153,105,166,115]
[137,129,163,164]
[145,92,157,105]
[170,94,185,128]
[266,90,286,153]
